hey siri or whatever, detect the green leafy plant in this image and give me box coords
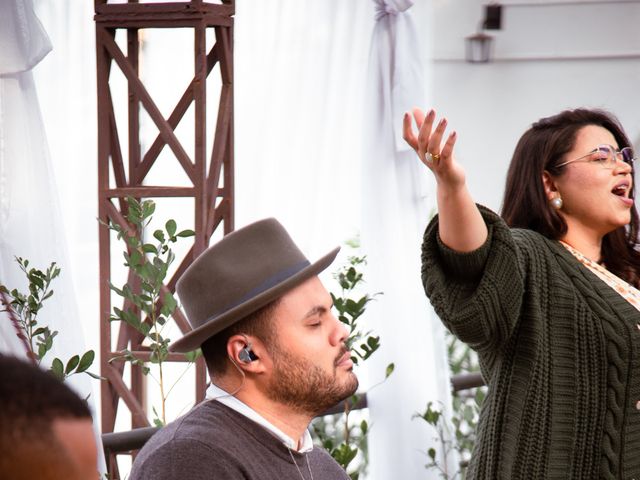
[312,241,394,479]
[416,332,486,479]
[0,257,98,381]
[416,401,458,479]
[107,196,197,425]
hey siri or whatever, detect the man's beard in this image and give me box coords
[265,343,359,416]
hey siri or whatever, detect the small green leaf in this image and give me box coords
[76,350,95,373]
[152,407,165,427]
[176,229,195,238]
[126,235,140,248]
[148,332,164,343]
[153,229,166,243]
[51,358,64,380]
[428,448,437,461]
[51,266,61,279]
[360,419,368,435]
[30,275,45,290]
[141,199,156,219]
[385,362,395,378]
[109,282,124,297]
[129,250,142,266]
[165,219,177,237]
[366,336,380,349]
[163,292,177,313]
[142,243,157,255]
[65,355,80,374]
[141,323,151,336]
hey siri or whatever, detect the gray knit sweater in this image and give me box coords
[129,400,349,480]
[422,206,640,479]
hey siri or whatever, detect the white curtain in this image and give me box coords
[361,1,455,478]
[0,0,52,356]
[234,0,374,255]
[0,0,105,475]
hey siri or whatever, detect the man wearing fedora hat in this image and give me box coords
[130,218,358,480]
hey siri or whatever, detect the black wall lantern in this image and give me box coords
[465,3,502,63]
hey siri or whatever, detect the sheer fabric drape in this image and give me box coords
[0,0,105,474]
[362,1,455,478]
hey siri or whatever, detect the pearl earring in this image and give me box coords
[550,196,563,210]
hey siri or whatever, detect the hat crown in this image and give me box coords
[177,218,308,332]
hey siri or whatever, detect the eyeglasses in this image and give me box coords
[556,144,636,169]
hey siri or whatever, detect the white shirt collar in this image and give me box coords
[205,383,314,453]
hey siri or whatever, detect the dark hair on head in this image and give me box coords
[0,355,92,479]
[0,354,92,425]
[502,108,640,287]
[200,298,281,378]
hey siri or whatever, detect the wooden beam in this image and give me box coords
[100,30,197,183]
[105,187,196,198]
[137,42,221,184]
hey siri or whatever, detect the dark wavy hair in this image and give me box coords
[501,108,640,288]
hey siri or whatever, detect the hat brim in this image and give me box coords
[169,246,340,353]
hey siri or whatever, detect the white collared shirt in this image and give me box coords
[205,383,314,453]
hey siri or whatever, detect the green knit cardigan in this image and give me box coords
[422,206,640,479]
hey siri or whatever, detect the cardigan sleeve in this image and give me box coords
[421,205,525,353]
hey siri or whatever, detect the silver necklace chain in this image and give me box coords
[287,447,314,480]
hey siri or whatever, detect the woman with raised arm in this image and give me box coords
[404,107,640,479]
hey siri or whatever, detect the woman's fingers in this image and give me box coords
[412,107,427,130]
[417,109,435,158]
[403,107,430,152]
[440,130,458,162]
[402,113,418,150]
[427,117,448,157]
[403,107,456,171]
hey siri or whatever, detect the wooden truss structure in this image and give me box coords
[94,0,234,469]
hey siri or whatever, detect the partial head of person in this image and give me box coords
[502,108,640,286]
[171,218,359,417]
[0,354,98,480]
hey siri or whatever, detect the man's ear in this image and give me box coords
[227,335,266,373]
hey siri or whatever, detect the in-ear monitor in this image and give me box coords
[238,347,258,363]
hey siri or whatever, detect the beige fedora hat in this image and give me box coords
[170,218,340,353]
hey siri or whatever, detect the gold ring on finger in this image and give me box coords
[425,152,440,163]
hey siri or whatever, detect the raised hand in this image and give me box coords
[402,107,487,252]
[403,108,465,191]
